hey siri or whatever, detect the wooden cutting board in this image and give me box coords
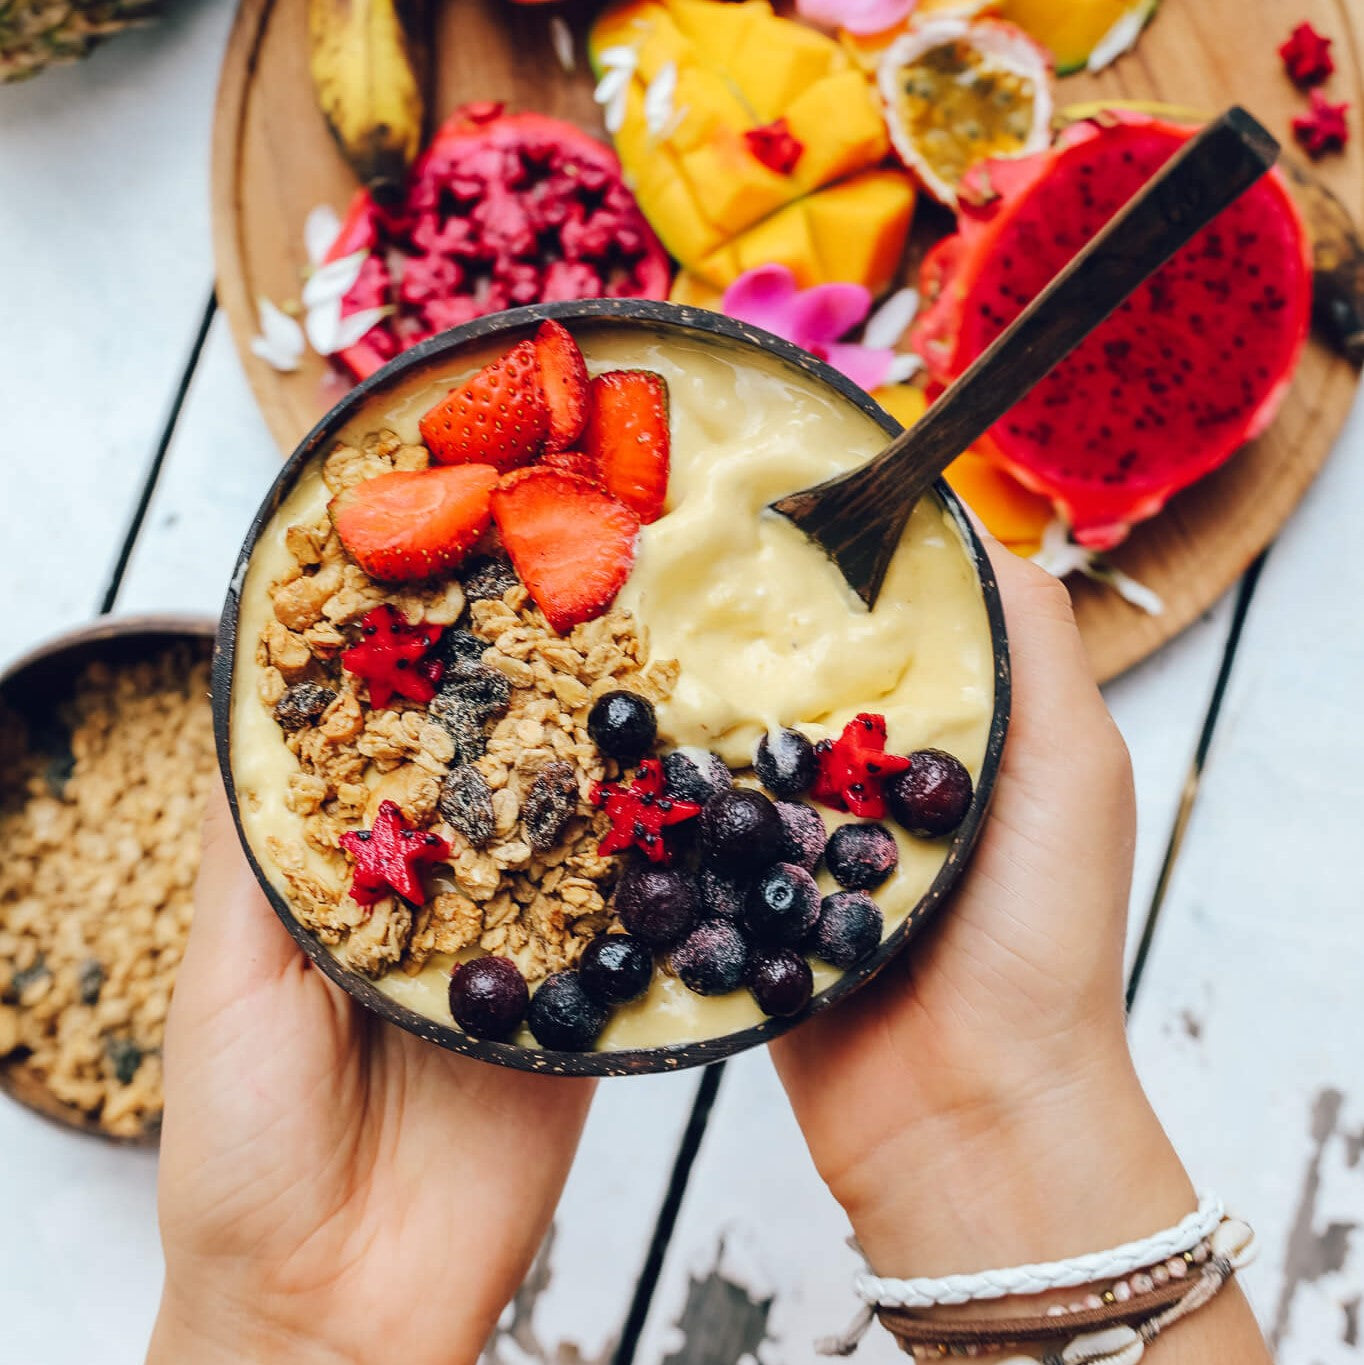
[211,0,1362,681]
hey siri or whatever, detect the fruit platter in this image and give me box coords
[216,302,1008,1072]
[213,0,1361,683]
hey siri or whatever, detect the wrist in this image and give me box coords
[835,1044,1195,1285]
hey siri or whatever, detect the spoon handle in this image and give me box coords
[870,107,1280,499]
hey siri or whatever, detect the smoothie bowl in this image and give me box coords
[215,299,1009,1076]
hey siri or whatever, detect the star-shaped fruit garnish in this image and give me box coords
[1292,89,1350,159]
[744,118,804,175]
[810,713,912,820]
[1279,22,1334,87]
[339,799,451,907]
[342,604,445,709]
[591,758,702,863]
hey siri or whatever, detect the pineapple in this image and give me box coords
[1,0,160,82]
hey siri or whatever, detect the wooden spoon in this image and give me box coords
[769,106,1281,608]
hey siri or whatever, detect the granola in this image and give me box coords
[258,428,678,986]
[0,644,213,1137]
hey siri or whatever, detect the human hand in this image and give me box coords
[148,791,593,1365]
[771,546,1197,1280]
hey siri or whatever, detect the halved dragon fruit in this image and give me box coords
[910,112,1313,549]
[323,102,673,380]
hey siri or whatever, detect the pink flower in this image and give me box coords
[796,0,916,37]
[721,264,895,391]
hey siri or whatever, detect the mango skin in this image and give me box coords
[590,0,916,292]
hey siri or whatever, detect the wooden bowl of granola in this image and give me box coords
[214,299,1010,1076]
[0,615,216,1143]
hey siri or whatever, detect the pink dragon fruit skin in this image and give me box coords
[911,114,1313,550]
[325,104,672,382]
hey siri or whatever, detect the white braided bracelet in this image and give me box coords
[854,1191,1225,1310]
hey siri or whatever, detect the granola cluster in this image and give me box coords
[0,645,213,1138]
[257,429,678,986]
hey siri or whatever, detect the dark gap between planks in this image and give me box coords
[98,289,218,614]
[1125,552,1269,1009]
[613,1062,726,1365]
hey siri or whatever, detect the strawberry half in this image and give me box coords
[419,339,548,471]
[491,467,639,634]
[331,465,498,582]
[540,448,600,482]
[582,370,670,524]
[535,319,589,452]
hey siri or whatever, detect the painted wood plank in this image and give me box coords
[1129,382,1364,1364]
[0,1,232,669]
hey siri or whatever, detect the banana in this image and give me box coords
[308,0,426,203]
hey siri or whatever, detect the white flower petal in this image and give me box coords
[250,297,304,372]
[644,61,677,138]
[1031,517,1093,579]
[305,299,343,356]
[1091,564,1165,615]
[593,65,631,110]
[606,85,630,135]
[304,204,343,266]
[549,14,575,72]
[302,249,367,309]
[595,45,638,71]
[863,287,920,349]
[1087,3,1150,73]
[884,353,924,385]
[333,306,393,351]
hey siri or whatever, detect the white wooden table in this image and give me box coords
[3,15,1363,1364]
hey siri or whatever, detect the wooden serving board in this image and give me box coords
[211,0,1362,681]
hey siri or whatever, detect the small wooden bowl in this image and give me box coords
[213,299,1011,1077]
[0,615,217,1145]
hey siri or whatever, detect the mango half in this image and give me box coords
[590,0,916,292]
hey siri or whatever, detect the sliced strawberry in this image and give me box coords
[540,448,600,482]
[418,339,548,471]
[535,319,590,452]
[581,370,670,524]
[331,465,498,582]
[491,468,639,633]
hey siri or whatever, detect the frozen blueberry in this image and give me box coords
[614,863,698,947]
[808,891,883,969]
[438,764,496,846]
[825,823,898,890]
[662,747,733,804]
[669,920,749,996]
[449,956,530,1041]
[527,971,609,1051]
[699,788,783,874]
[743,862,821,947]
[754,727,817,798]
[747,948,813,1018]
[522,761,578,852]
[886,750,974,838]
[579,933,654,1005]
[698,867,748,920]
[774,801,827,871]
[588,690,657,762]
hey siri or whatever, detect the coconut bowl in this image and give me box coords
[213,299,1011,1077]
[0,614,216,1144]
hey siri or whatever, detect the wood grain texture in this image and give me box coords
[212,0,1362,682]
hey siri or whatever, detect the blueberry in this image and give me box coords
[662,748,733,804]
[808,891,883,969]
[698,788,783,874]
[527,971,609,1051]
[587,690,657,762]
[698,867,748,920]
[747,948,813,1018]
[743,862,821,946]
[669,920,749,996]
[579,933,654,1005]
[886,750,974,838]
[754,727,817,798]
[825,823,898,890]
[449,956,529,1041]
[614,863,698,947]
[774,801,826,871]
